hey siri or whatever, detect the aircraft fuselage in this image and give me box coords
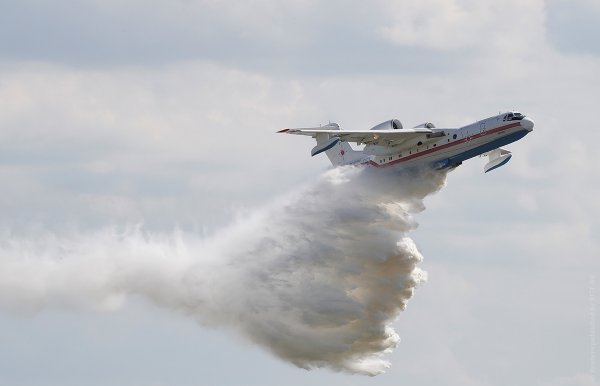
[279,111,534,173]
[360,112,534,170]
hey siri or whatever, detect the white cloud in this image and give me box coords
[0,61,324,230]
[378,0,545,52]
[0,1,599,384]
[379,0,489,50]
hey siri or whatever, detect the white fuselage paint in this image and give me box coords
[356,112,534,169]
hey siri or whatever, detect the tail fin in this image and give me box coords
[314,132,364,166]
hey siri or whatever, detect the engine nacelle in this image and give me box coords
[414,122,436,128]
[370,119,403,131]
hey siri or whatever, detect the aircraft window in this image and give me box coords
[506,112,524,121]
[453,134,457,139]
[417,141,423,146]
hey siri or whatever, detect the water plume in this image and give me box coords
[0,166,446,375]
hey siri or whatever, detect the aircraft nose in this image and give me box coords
[521,117,535,131]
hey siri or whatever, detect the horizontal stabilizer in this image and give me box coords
[311,137,340,157]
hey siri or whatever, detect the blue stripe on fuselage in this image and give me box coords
[439,129,529,168]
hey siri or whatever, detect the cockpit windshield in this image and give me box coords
[503,111,524,121]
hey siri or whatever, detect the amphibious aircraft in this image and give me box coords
[277,111,534,173]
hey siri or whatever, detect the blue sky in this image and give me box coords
[0,0,599,385]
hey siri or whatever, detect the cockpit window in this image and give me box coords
[505,111,524,121]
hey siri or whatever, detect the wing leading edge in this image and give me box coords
[277,124,433,146]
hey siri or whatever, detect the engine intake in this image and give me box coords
[370,119,403,131]
[414,122,436,128]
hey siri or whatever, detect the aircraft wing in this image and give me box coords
[277,127,433,146]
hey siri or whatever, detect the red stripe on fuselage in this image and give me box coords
[366,122,521,168]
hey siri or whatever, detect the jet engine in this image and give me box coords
[414,122,436,128]
[370,119,403,131]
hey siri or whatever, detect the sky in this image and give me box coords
[0,0,599,385]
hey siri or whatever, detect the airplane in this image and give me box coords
[277,111,534,173]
